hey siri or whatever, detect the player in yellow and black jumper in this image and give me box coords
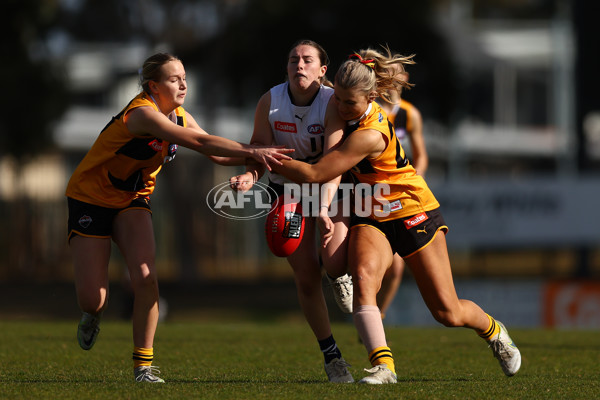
[66,53,293,383]
[375,62,428,322]
[273,47,521,384]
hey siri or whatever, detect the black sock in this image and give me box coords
[318,335,342,364]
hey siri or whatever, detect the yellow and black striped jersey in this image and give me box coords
[344,101,438,222]
[66,92,185,208]
[380,99,415,142]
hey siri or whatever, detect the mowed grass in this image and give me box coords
[0,319,598,399]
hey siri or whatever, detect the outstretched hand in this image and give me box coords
[250,145,294,171]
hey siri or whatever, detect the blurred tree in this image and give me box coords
[50,0,457,124]
[0,0,69,158]
[183,0,458,125]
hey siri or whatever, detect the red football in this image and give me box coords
[265,195,305,257]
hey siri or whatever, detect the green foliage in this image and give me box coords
[0,320,598,399]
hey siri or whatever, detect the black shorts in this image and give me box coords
[67,197,152,242]
[350,208,448,258]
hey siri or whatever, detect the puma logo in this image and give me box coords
[417,227,427,234]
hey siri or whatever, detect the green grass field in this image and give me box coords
[0,319,598,399]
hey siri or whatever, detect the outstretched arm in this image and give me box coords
[230,92,274,191]
[272,128,384,184]
[125,106,292,171]
[183,111,247,166]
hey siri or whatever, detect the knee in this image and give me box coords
[79,296,107,315]
[431,309,464,328]
[294,273,321,296]
[130,269,158,293]
[353,262,381,297]
[354,260,379,284]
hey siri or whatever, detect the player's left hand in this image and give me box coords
[230,172,255,192]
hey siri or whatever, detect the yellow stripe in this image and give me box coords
[478,314,500,340]
[133,346,154,368]
[68,230,111,241]
[117,206,152,216]
[404,226,448,259]
[350,223,387,239]
[369,346,395,375]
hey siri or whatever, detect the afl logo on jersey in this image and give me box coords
[378,112,384,123]
[307,124,324,135]
[275,121,297,133]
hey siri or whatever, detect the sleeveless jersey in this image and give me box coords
[65,92,183,208]
[268,82,332,185]
[383,99,415,143]
[344,101,438,222]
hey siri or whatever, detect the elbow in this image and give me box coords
[187,139,205,154]
[303,162,337,183]
[286,171,319,184]
[306,174,321,183]
[306,170,328,184]
[209,156,229,165]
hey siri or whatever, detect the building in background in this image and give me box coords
[1,0,599,327]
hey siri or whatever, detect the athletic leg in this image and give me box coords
[287,217,331,340]
[377,253,404,319]
[321,211,353,313]
[404,232,521,376]
[112,209,159,349]
[112,209,165,382]
[404,232,489,330]
[349,225,397,383]
[288,217,353,382]
[71,235,112,315]
[320,210,349,278]
[71,235,111,350]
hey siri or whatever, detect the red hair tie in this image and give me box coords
[349,53,375,69]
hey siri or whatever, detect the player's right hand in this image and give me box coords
[250,145,294,171]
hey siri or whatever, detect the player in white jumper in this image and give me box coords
[230,40,354,383]
[268,82,330,168]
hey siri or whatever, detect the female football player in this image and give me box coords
[229,40,354,383]
[272,47,521,384]
[66,53,293,383]
[375,64,428,321]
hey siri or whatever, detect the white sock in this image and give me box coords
[353,304,387,352]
